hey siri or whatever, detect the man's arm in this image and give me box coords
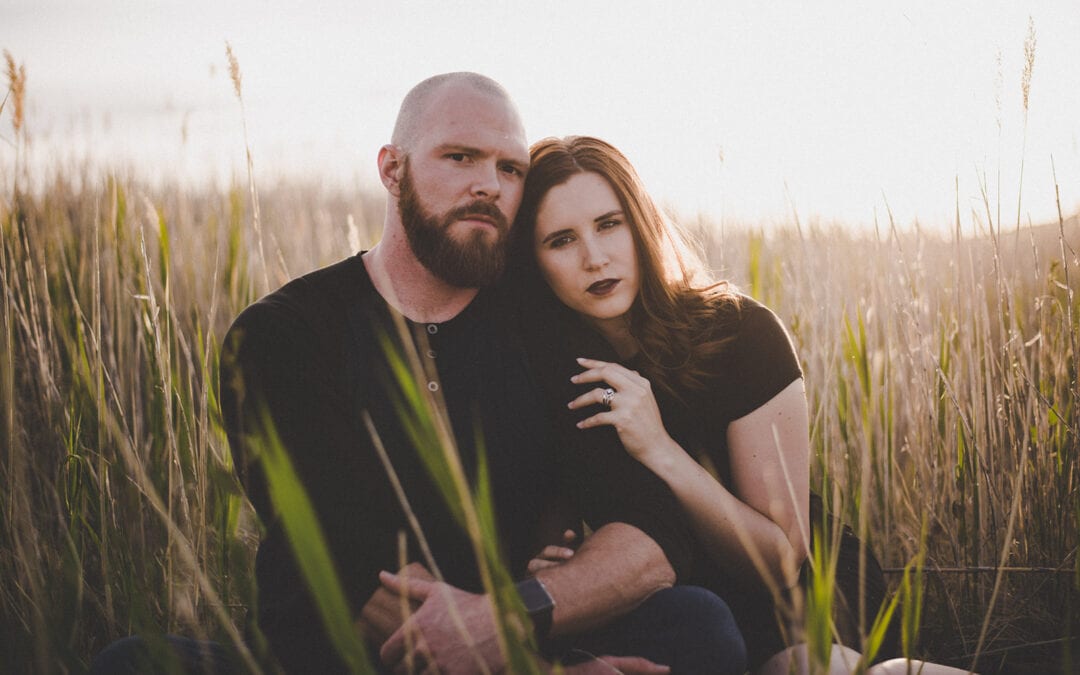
[376,521,674,674]
[537,521,673,637]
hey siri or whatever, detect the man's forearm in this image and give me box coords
[535,522,674,637]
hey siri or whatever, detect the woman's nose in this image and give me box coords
[582,237,609,269]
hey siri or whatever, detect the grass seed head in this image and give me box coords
[1022,16,1036,113]
[4,49,26,134]
[225,42,243,100]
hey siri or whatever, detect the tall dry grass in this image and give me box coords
[701,206,1079,671]
[0,168,383,672]
[3,165,1075,672]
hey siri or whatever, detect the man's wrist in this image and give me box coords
[515,577,556,641]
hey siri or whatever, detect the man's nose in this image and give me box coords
[470,162,501,200]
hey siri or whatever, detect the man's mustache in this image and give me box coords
[445,201,509,233]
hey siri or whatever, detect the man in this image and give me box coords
[220,72,745,674]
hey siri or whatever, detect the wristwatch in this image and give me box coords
[514,577,555,640]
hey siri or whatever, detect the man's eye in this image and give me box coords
[447,153,467,162]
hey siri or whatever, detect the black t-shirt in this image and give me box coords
[221,255,556,671]
[521,293,803,665]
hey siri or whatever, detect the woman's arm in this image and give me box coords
[573,360,810,590]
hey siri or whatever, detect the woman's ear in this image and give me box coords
[377,144,403,196]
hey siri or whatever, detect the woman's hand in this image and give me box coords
[568,357,677,468]
[526,529,577,575]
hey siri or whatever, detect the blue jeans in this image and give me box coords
[88,586,745,675]
[561,585,747,675]
[87,634,240,675]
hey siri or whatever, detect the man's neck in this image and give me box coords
[362,232,480,324]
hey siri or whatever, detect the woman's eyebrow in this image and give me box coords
[540,228,573,245]
[594,210,623,223]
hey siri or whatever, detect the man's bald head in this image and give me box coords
[391,72,517,151]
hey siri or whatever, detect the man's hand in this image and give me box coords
[357,562,435,646]
[378,571,503,674]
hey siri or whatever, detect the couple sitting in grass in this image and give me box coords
[92,72,970,675]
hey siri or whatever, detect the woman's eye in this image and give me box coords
[549,235,574,249]
[598,219,621,230]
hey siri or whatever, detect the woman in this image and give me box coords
[509,136,969,675]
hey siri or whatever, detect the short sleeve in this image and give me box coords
[727,302,802,421]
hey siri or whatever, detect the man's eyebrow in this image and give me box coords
[594,210,623,223]
[433,143,484,155]
[433,143,528,168]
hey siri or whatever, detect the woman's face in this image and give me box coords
[533,172,640,333]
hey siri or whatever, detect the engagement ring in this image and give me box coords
[601,388,616,408]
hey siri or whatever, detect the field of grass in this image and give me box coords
[2,54,1078,675]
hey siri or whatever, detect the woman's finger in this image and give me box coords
[568,387,617,410]
[541,545,575,559]
[572,365,646,394]
[576,412,614,429]
[527,558,564,574]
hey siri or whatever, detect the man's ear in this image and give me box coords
[378,145,404,197]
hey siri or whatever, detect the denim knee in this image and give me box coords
[88,634,239,675]
[648,585,747,675]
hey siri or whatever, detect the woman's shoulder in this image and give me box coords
[726,294,798,360]
[699,292,783,341]
[700,294,802,417]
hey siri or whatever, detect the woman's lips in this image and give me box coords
[587,279,620,296]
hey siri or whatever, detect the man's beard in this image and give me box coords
[397,164,509,288]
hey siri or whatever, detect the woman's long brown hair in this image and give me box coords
[510,136,742,398]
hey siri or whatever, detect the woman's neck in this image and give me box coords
[587,314,638,360]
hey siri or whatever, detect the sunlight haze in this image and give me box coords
[3,0,1078,232]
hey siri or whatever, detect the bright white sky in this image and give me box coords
[3,0,1079,231]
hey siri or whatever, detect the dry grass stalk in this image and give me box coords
[223,41,270,295]
[1021,17,1036,114]
[3,49,25,135]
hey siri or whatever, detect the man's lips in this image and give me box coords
[458,214,499,229]
[587,279,620,295]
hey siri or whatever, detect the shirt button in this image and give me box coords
[427,324,438,335]
[426,349,437,359]
[427,381,439,392]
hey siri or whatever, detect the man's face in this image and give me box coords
[398,160,510,287]
[395,85,529,288]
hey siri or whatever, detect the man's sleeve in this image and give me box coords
[219,300,383,673]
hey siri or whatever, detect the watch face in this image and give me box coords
[515,577,555,640]
[516,577,555,614]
